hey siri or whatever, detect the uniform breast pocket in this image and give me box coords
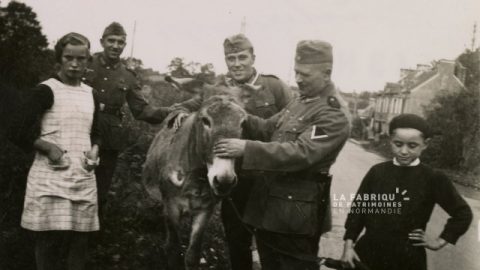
[262,181,319,236]
[283,122,306,141]
[254,96,277,118]
[117,81,129,92]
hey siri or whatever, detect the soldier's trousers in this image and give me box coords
[255,229,321,270]
[221,176,254,270]
[95,149,119,221]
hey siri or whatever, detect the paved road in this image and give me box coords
[318,140,480,270]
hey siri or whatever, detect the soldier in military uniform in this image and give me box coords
[82,22,170,217]
[214,40,350,270]
[173,34,293,270]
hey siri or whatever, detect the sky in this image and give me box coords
[8,0,480,92]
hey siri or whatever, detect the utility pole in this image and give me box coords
[240,16,246,34]
[471,22,477,51]
[130,20,137,58]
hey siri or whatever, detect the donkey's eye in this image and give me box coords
[201,117,211,128]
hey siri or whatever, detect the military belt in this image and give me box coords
[100,104,123,117]
[278,170,331,183]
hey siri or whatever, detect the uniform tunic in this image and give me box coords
[241,83,350,234]
[344,161,472,270]
[21,78,101,232]
[83,53,168,150]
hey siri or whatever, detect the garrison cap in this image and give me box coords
[295,40,333,64]
[223,34,253,54]
[102,22,127,37]
[389,114,432,138]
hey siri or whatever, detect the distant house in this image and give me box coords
[373,59,466,135]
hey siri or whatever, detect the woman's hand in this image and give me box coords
[82,145,100,171]
[408,229,448,250]
[34,138,64,163]
[46,144,65,163]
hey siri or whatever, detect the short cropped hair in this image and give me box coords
[54,32,90,63]
[389,113,432,138]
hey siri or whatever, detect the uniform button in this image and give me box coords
[101,89,105,92]
[106,66,110,70]
[265,102,269,106]
[292,128,296,131]
[287,195,293,200]
[286,110,290,113]
[104,77,108,81]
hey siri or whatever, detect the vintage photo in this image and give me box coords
[1,0,479,269]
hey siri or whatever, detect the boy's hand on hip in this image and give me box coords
[340,240,361,269]
[409,229,448,250]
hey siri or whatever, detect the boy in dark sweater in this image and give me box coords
[340,114,472,270]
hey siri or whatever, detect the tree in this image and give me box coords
[167,57,191,78]
[0,1,54,89]
[423,49,480,172]
[0,3,54,267]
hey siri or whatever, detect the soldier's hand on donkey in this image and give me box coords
[214,139,246,158]
[173,112,189,130]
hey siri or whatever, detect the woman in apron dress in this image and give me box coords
[21,33,101,270]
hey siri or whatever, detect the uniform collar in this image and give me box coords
[393,158,421,167]
[225,69,262,90]
[298,82,335,103]
[97,52,121,70]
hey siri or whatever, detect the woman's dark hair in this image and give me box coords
[54,32,90,63]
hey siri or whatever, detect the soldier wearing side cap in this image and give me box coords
[172,33,293,270]
[214,40,350,270]
[83,22,170,218]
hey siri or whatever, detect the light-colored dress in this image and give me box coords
[21,78,99,232]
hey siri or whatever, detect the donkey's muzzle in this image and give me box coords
[212,175,237,196]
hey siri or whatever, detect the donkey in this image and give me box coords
[143,83,247,270]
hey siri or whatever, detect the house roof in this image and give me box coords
[400,69,436,91]
[379,63,437,96]
[383,82,402,94]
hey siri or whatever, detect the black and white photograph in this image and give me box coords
[0,0,479,269]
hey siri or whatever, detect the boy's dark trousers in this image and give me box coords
[221,176,254,270]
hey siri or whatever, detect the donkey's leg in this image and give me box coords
[165,203,184,270]
[185,208,214,270]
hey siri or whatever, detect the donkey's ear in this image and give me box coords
[228,86,251,109]
[165,76,204,94]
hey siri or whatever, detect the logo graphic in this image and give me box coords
[332,187,410,215]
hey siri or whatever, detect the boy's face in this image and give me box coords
[390,128,429,166]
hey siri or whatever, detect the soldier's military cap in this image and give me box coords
[102,22,127,37]
[295,40,333,64]
[223,34,253,54]
[389,113,432,138]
